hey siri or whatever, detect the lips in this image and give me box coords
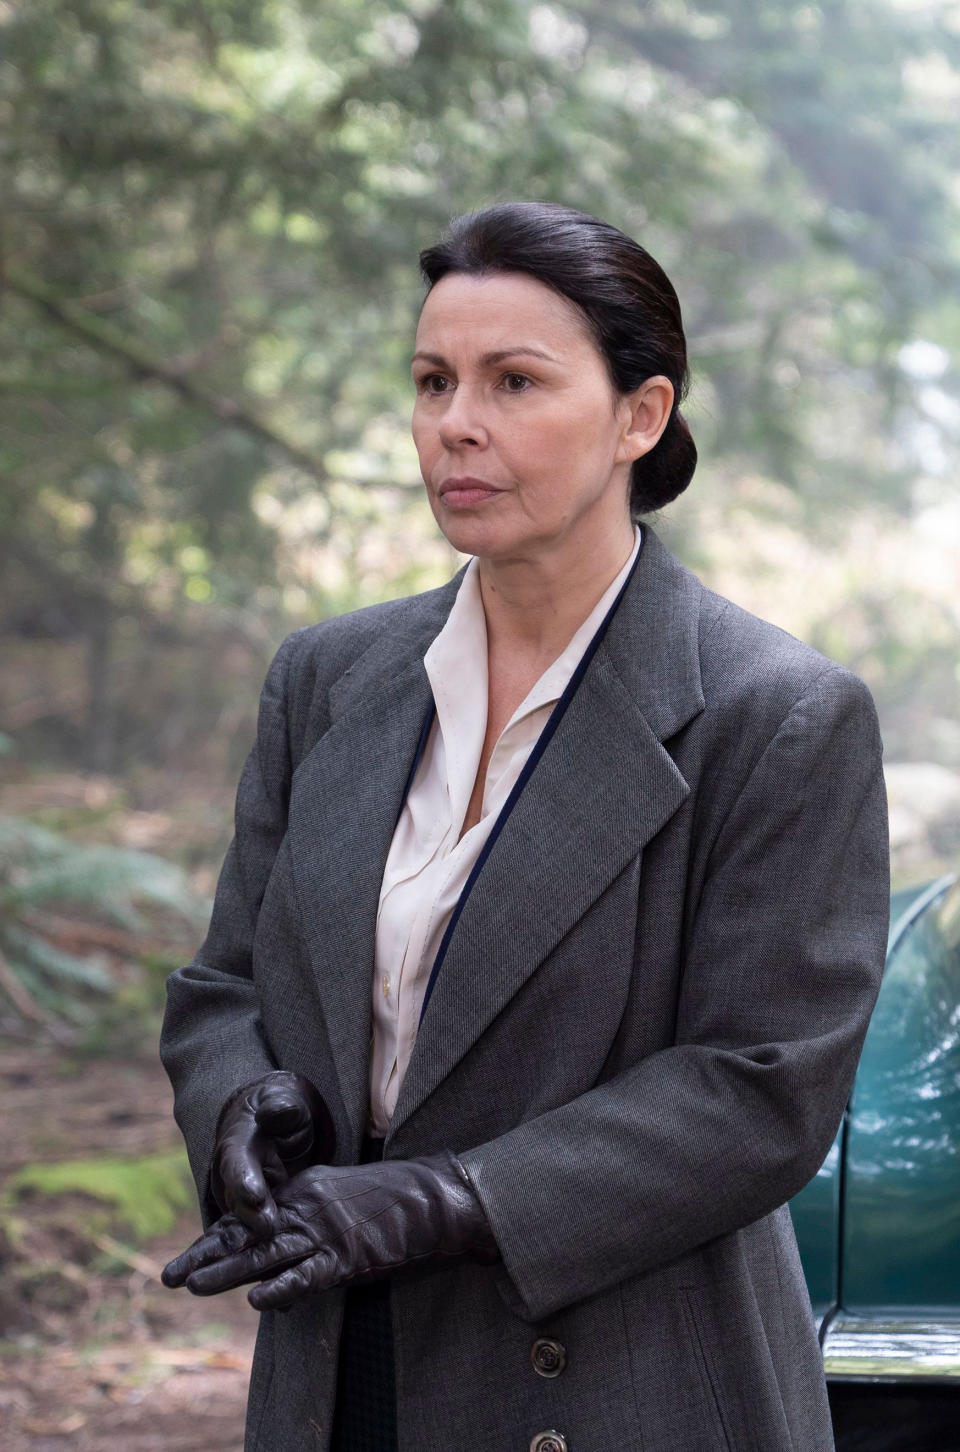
[437,477,505,506]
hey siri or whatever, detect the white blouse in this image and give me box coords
[367,525,643,1137]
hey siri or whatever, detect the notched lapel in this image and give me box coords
[387,527,708,1143]
[287,659,433,1146]
[284,528,707,1150]
[387,656,693,1142]
[284,580,463,1148]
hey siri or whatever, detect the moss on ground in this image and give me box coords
[5,1149,194,1242]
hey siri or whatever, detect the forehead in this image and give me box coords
[414,271,597,358]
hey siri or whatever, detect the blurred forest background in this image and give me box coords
[0,0,958,1446]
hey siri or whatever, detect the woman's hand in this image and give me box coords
[210,1071,337,1235]
[161,1152,499,1310]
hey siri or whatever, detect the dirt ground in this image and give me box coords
[0,1042,256,1452]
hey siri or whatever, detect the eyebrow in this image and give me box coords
[410,346,560,367]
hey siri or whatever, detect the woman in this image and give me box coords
[160,202,889,1452]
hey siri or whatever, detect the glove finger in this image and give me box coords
[184,1230,317,1296]
[260,1145,292,1190]
[161,1217,253,1288]
[248,1252,336,1311]
[255,1092,313,1160]
[218,1141,280,1234]
[255,1094,305,1135]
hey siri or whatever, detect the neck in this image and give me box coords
[476,514,636,663]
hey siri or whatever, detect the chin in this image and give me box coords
[442,533,547,571]
[432,512,504,559]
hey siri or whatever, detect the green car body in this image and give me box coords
[790,873,960,1383]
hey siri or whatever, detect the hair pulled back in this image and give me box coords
[419,201,696,518]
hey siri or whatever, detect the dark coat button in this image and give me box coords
[529,1433,568,1452]
[530,1337,567,1378]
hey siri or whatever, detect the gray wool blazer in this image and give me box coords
[160,526,890,1452]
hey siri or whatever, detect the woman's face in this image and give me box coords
[411,270,671,564]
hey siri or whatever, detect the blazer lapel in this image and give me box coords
[387,527,707,1142]
[286,528,706,1148]
[286,575,463,1143]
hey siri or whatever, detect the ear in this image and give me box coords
[615,375,675,464]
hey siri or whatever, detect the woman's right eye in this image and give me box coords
[418,374,452,395]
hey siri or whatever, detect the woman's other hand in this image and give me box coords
[209,1070,336,1235]
[161,1152,499,1309]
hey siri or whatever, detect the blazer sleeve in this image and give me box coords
[458,664,890,1322]
[159,628,304,1227]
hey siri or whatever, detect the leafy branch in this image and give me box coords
[2,265,332,483]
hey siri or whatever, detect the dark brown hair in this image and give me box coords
[419,201,696,517]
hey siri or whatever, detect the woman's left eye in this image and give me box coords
[500,373,532,393]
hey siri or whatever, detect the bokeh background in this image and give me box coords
[0,1,958,1446]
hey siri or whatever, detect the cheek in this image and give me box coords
[498,410,557,461]
[522,396,609,454]
[411,410,436,462]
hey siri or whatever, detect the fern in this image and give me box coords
[0,816,69,866]
[15,845,204,932]
[2,921,114,989]
[0,813,210,1029]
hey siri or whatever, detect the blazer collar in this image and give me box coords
[286,527,705,1154]
[325,568,468,724]
[598,523,706,739]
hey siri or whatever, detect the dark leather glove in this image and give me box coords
[209,1070,336,1235]
[161,1151,500,1310]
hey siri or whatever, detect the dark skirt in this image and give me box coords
[330,1135,398,1452]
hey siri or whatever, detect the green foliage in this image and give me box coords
[71,955,178,1060]
[5,1149,194,1242]
[2,831,204,934]
[0,813,208,1027]
[0,814,208,927]
[3,921,114,995]
[0,0,957,779]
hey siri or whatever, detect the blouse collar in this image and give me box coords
[423,526,643,822]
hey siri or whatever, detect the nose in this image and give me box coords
[437,384,488,450]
